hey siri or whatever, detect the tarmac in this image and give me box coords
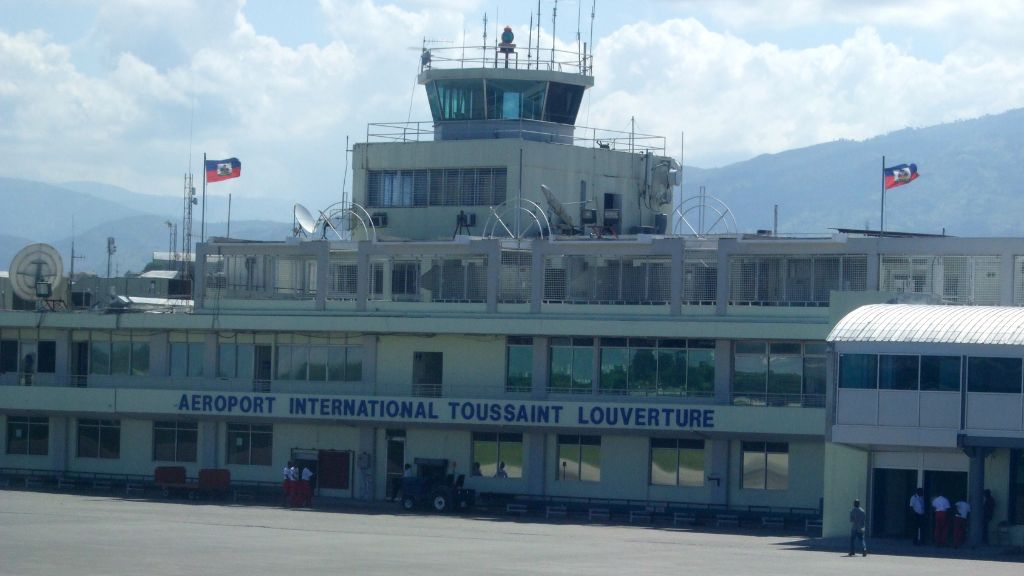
[0,489,1021,576]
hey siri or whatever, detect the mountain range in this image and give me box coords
[2,107,1022,274]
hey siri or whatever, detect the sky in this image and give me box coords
[2,0,1023,218]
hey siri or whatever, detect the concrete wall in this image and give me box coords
[823,442,869,537]
[375,334,505,397]
[727,440,824,510]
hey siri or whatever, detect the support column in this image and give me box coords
[707,439,729,505]
[199,421,218,468]
[714,339,731,404]
[966,446,991,547]
[357,427,376,501]
[525,432,547,496]
[50,417,68,473]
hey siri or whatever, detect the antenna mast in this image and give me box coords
[482,13,487,64]
[536,1,542,68]
[551,0,557,64]
[527,13,533,68]
[589,0,596,73]
[181,173,195,282]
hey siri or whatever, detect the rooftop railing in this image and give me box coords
[366,119,666,154]
[419,45,592,76]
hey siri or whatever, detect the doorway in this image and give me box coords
[872,468,917,537]
[385,429,406,499]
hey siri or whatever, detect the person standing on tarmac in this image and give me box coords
[848,499,867,557]
[282,460,295,507]
[909,488,926,545]
[932,492,951,546]
[301,465,314,507]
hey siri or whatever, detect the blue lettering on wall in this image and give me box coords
[176,393,711,430]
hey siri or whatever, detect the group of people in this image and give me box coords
[469,461,508,477]
[910,488,995,548]
[281,461,314,508]
[849,487,996,557]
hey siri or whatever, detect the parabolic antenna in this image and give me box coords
[9,243,64,301]
[294,203,318,235]
[541,184,575,228]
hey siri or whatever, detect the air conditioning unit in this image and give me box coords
[371,212,388,227]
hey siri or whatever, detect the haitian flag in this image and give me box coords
[205,158,241,183]
[883,163,919,190]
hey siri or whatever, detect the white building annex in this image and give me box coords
[1,29,1023,548]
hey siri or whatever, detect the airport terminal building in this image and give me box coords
[2,39,1023,546]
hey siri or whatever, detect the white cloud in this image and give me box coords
[0,0,1022,212]
[589,18,1024,166]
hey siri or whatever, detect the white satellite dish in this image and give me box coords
[9,243,64,301]
[294,203,318,235]
[541,184,575,228]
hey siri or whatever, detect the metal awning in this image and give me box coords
[827,304,1024,345]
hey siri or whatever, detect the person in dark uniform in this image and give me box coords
[909,488,926,545]
[983,489,995,544]
[849,499,867,557]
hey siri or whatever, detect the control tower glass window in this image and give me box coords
[486,80,546,120]
[545,82,584,124]
[429,80,485,121]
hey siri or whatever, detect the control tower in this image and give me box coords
[351,27,678,241]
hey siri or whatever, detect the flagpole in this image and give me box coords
[880,155,885,238]
[200,151,206,240]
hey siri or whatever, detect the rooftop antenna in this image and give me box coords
[181,173,196,282]
[551,0,557,64]
[576,0,582,64]
[482,13,487,64]
[589,0,596,74]
[536,0,542,68]
[69,217,85,297]
[527,12,533,68]
[342,135,350,206]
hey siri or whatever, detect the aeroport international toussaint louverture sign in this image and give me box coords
[174,393,715,431]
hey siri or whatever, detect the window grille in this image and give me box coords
[544,254,671,304]
[1014,256,1024,306]
[274,255,317,298]
[327,253,359,301]
[421,256,487,303]
[730,255,866,306]
[880,255,1000,305]
[367,168,507,208]
[499,250,531,303]
[682,250,717,305]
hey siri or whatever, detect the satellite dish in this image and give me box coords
[540,184,575,228]
[294,203,318,235]
[9,243,64,302]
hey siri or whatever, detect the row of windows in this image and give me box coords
[0,340,56,374]
[733,342,827,405]
[60,334,365,383]
[507,337,717,397]
[508,338,825,404]
[4,418,269,465]
[5,418,790,491]
[839,354,1024,394]
[366,168,507,208]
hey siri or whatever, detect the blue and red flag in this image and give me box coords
[205,157,241,183]
[883,163,919,190]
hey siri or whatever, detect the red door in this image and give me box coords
[318,450,351,490]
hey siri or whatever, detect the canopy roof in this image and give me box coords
[827,304,1024,346]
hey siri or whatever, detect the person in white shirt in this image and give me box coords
[953,498,970,548]
[282,461,295,507]
[932,493,951,546]
[909,488,926,545]
[299,465,314,507]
